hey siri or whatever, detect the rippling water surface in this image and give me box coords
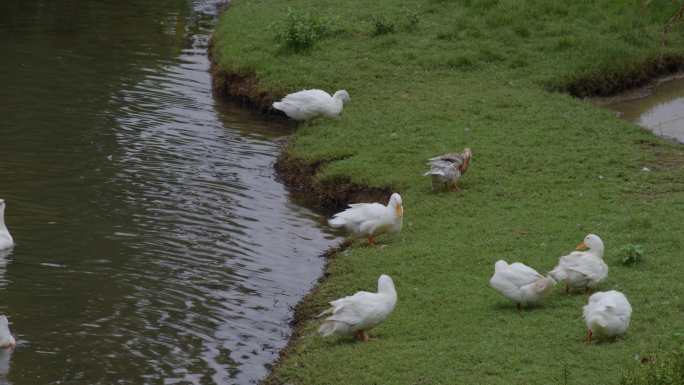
[0,1,336,383]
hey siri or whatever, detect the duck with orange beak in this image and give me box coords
[328,193,403,245]
[549,234,608,294]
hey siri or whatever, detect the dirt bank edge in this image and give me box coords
[208,30,392,385]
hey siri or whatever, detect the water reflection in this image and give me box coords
[608,77,684,143]
[0,0,336,384]
[0,250,11,290]
[0,349,11,385]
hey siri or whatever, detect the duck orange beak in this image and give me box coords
[576,241,588,251]
[395,205,403,218]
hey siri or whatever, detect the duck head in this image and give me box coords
[0,316,15,349]
[493,260,509,272]
[576,234,604,258]
[388,193,403,218]
[460,148,472,174]
[333,90,351,104]
[377,274,397,299]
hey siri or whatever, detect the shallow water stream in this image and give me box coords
[0,1,336,384]
[607,77,684,143]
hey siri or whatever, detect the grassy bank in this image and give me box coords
[212,1,684,384]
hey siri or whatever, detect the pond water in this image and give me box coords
[607,77,684,143]
[0,1,336,384]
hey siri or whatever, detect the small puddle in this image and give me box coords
[605,77,684,143]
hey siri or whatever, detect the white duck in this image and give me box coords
[272,89,350,121]
[0,200,14,250]
[489,260,556,310]
[549,234,608,293]
[318,274,397,342]
[583,290,632,343]
[423,148,472,192]
[0,316,15,349]
[328,193,403,245]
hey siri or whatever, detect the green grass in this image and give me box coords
[620,348,684,385]
[213,1,684,384]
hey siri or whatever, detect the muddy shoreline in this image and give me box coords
[590,71,684,106]
[208,32,391,385]
[559,54,684,98]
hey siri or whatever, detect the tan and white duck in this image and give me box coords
[423,148,472,191]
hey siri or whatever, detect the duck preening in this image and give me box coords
[318,274,397,342]
[583,290,631,343]
[328,193,403,245]
[272,89,350,121]
[423,148,472,192]
[489,260,556,311]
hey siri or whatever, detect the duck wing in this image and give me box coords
[280,89,331,105]
[428,153,465,164]
[329,203,387,227]
[273,89,333,119]
[600,291,632,318]
[423,159,459,178]
[562,254,606,280]
[490,261,542,303]
[498,262,542,288]
[551,251,585,277]
[326,291,381,326]
[584,291,632,321]
[426,151,470,176]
